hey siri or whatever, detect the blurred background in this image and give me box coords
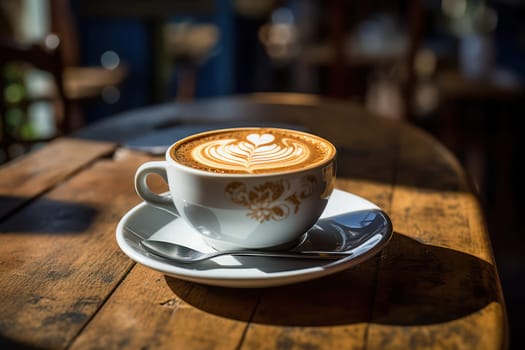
[1,0,524,347]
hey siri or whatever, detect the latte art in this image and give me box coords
[192,133,311,173]
[171,128,336,174]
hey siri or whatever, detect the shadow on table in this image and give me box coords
[0,195,98,234]
[165,233,500,327]
[0,336,46,350]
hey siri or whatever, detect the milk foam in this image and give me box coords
[172,128,335,174]
[192,133,310,173]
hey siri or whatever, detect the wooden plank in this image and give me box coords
[0,152,159,349]
[0,138,116,218]
[71,265,260,349]
[366,125,507,349]
[239,260,377,350]
[392,125,471,192]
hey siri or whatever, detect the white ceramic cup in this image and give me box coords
[134,127,337,250]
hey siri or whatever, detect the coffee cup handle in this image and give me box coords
[135,161,179,216]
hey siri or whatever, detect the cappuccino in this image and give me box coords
[170,128,336,174]
[136,127,337,249]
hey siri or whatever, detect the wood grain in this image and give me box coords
[0,151,160,349]
[366,125,507,349]
[0,138,115,219]
[71,265,259,349]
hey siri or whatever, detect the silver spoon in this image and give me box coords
[139,239,352,263]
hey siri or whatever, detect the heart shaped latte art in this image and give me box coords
[191,132,311,173]
[246,133,275,146]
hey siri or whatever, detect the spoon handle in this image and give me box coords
[224,250,350,260]
[140,238,351,262]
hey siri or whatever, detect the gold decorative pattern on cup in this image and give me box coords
[225,176,318,222]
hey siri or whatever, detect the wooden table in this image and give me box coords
[0,94,507,349]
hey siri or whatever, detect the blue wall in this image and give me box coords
[72,0,237,123]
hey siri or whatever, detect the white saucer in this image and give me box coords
[116,189,392,288]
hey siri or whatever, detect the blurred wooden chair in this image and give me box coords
[0,0,127,162]
[0,37,70,161]
[49,0,127,103]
